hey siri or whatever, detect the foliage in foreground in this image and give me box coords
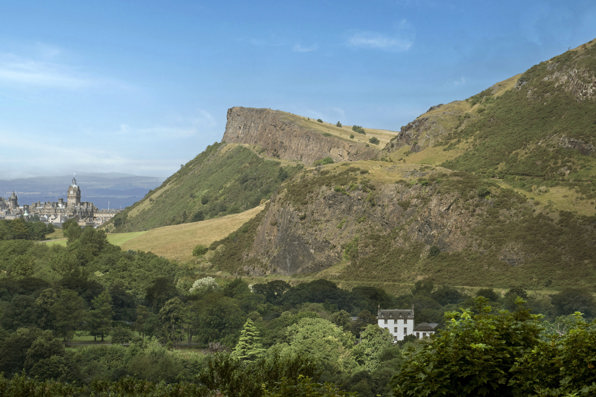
[394,301,596,397]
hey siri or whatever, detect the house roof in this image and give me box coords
[414,322,438,331]
[377,309,414,320]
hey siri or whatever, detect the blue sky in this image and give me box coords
[0,0,594,179]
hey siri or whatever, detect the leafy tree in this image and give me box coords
[276,317,357,380]
[50,288,87,341]
[232,318,265,361]
[352,324,393,372]
[24,330,66,378]
[190,293,244,346]
[351,286,394,314]
[331,310,352,331]
[145,277,177,312]
[110,326,135,344]
[68,227,108,265]
[336,121,342,127]
[411,278,434,295]
[551,288,595,317]
[158,297,186,344]
[88,290,113,342]
[189,276,218,295]
[475,288,500,302]
[108,284,136,323]
[134,305,158,340]
[510,313,596,395]
[431,285,465,306]
[253,279,290,304]
[394,300,542,396]
[350,310,377,338]
[0,327,42,376]
[503,287,528,311]
[62,219,81,242]
[1,294,40,330]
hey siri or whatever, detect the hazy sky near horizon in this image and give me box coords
[0,0,594,179]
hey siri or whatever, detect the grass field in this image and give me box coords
[117,205,265,262]
[291,112,397,146]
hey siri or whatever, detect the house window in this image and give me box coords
[394,327,397,333]
[384,319,387,324]
[404,327,407,336]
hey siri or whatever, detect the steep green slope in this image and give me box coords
[387,39,596,199]
[107,143,301,232]
[209,162,595,288]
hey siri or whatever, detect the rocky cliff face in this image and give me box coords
[222,107,379,164]
[211,162,595,287]
[244,171,474,275]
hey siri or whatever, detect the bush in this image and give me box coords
[192,245,208,257]
[336,121,342,127]
[314,157,334,166]
[317,119,323,123]
[352,125,366,134]
[368,137,380,145]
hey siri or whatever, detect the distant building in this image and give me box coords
[377,307,437,342]
[0,177,119,227]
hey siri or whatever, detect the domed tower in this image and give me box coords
[67,177,81,207]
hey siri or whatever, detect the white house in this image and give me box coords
[377,308,437,342]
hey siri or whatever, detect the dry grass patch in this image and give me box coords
[290,114,397,147]
[120,205,265,262]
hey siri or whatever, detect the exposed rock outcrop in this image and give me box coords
[223,107,379,165]
[234,166,491,276]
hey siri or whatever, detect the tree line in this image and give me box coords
[0,220,594,395]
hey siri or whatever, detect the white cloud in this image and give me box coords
[347,31,413,51]
[116,109,217,139]
[347,19,414,52]
[452,76,467,86]
[0,53,93,89]
[0,45,129,91]
[292,43,319,53]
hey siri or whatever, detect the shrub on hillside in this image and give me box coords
[192,245,208,257]
[352,125,366,134]
[314,157,334,166]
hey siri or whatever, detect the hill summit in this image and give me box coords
[108,107,393,232]
[223,107,380,164]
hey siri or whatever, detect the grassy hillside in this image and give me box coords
[100,40,595,291]
[106,142,301,232]
[116,205,264,262]
[209,161,596,289]
[291,114,397,147]
[388,40,596,202]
